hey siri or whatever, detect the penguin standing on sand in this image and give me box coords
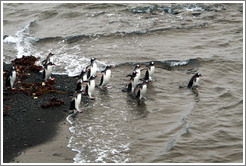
[86,58,98,79]
[134,80,150,100]
[69,90,82,113]
[187,72,203,89]
[126,71,139,93]
[42,53,55,66]
[43,62,55,81]
[6,66,17,89]
[85,75,96,99]
[99,65,113,90]
[143,61,156,81]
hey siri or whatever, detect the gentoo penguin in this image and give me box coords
[86,58,98,78]
[126,71,139,93]
[85,75,97,99]
[134,80,150,100]
[99,65,113,90]
[43,62,55,81]
[69,90,82,113]
[187,72,203,89]
[42,53,55,66]
[143,61,155,81]
[6,66,17,89]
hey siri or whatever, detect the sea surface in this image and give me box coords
[3,2,244,163]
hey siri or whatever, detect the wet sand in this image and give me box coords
[3,63,76,163]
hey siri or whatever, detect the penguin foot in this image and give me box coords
[88,96,96,100]
[77,109,83,113]
[50,78,55,80]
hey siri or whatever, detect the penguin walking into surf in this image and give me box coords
[85,75,97,99]
[69,90,83,113]
[43,62,55,82]
[134,80,150,100]
[187,72,203,89]
[6,66,17,89]
[76,69,89,93]
[143,61,156,81]
[42,53,55,66]
[86,58,98,79]
[125,71,139,93]
[98,65,113,90]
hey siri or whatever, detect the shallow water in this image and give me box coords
[3,2,244,163]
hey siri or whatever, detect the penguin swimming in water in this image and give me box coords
[98,65,113,90]
[6,66,17,89]
[134,80,150,100]
[126,71,139,93]
[43,62,55,81]
[42,53,55,66]
[187,72,203,89]
[69,90,82,113]
[85,75,97,99]
[143,61,155,81]
[86,58,98,79]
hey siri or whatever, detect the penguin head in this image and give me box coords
[143,80,151,85]
[11,66,16,71]
[135,64,142,70]
[196,73,203,77]
[49,53,55,56]
[106,65,114,69]
[150,61,155,66]
[91,58,98,63]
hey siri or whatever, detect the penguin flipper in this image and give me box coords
[187,78,194,88]
[5,75,11,87]
[99,74,104,87]
[69,100,76,110]
[42,70,46,79]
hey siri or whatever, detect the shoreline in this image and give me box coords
[3,62,77,163]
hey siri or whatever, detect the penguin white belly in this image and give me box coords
[10,71,16,88]
[131,77,138,93]
[91,63,97,76]
[75,93,82,111]
[135,69,141,81]
[149,66,155,76]
[45,65,53,81]
[193,77,201,87]
[140,84,147,99]
[88,80,95,97]
[83,74,88,81]
[102,70,111,86]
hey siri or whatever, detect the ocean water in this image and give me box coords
[3,2,244,163]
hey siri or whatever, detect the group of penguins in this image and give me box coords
[69,58,156,113]
[5,53,203,113]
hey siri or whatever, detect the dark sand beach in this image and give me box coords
[3,62,76,163]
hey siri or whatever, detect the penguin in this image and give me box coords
[43,62,55,81]
[6,66,17,89]
[126,71,139,93]
[143,61,155,81]
[69,90,82,113]
[134,80,150,100]
[187,72,203,89]
[42,53,55,66]
[85,75,97,99]
[86,58,98,78]
[98,65,113,90]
